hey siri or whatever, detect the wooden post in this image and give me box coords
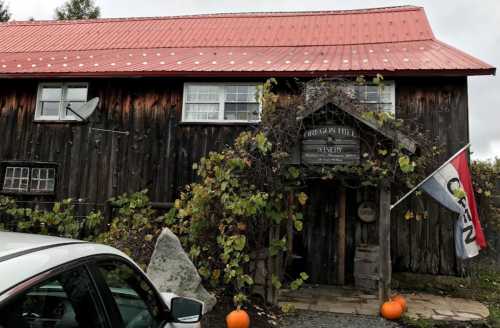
[337,186,346,285]
[267,225,282,304]
[378,181,391,305]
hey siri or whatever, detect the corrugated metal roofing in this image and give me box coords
[0,6,494,77]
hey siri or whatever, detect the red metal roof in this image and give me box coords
[0,6,494,77]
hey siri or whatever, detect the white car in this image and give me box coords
[0,231,203,328]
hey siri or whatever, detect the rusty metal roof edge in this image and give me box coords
[0,68,494,79]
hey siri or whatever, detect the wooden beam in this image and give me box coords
[337,186,347,285]
[378,181,392,305]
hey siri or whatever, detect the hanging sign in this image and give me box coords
[301,125,360,165]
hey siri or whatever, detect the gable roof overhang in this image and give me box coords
[300,88,418,154]
[0,6,495,78]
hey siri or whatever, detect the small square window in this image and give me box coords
[35,83,88,121]
[30,168,56,193]
[352,81,395,114]
[2,167,30,193]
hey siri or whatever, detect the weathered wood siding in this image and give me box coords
[0,76,471,276]
[391,77,470,275]
[0,78,247,212]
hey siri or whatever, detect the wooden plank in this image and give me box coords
[337,186,346,285]
[378,181,391,305]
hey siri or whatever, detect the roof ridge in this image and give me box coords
[0,39,438,55]
[0,5,422,27]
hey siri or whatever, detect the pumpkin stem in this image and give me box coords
[237,305,241,311]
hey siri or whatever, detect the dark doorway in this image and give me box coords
[287,181,338,284]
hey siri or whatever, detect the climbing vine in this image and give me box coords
[168,77,442,305]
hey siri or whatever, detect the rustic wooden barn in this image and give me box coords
[0,6,495,296]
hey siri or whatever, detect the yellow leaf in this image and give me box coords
[404,211,414,221]
[297,192,308,206]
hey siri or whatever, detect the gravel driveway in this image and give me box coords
[281,311,401,328]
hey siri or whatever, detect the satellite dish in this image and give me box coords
[66,97,99,122]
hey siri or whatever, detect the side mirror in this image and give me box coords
[166,295,203,324]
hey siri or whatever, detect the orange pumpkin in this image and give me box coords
[392,294,407,312]
[226,309,250,328]
[380,300,403,320]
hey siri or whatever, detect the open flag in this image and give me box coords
[392,144,486,259]
[420,148,486,258]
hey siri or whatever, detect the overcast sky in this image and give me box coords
[6,0,500,160]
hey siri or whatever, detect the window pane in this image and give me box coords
[224,103,259,121]
[186,85,219,103]
[97,261,163,328]
[30,178,39,191]
[41,101,60,116]
[41,87,62,101]
[224,85,257,103]
[0,265,107,328]
[185,103,219,121]
[47,179,55,191]
[66,86,88,101]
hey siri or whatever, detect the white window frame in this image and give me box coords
[2,166,30,193]
[182,83,262,123]
[2,165,57,194]
[352,81,396,115]
[30,167,56,193]
[35,82,89,122]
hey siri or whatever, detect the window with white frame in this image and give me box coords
[183,83,261,122]
[35,82,88,121]
[2,165,56,194]
[351,81,395,114]
[30,168,56,192]
[2,167,30,192]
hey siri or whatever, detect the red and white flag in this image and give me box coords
[420,148,486,259]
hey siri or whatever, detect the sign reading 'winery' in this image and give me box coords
[302,125,360,165]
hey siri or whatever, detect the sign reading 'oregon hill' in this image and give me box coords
[302,125,360,165]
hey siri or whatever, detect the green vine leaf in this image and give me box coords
[233,235,247,251]
[294,220,303,232]
[399,155,416,173]
[271,274,282,290]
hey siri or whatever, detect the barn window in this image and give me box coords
[35,82,88,121]
[182,83,261,123]
[2,167,30,193]
[1,164,57,195]
[351,81,395,114]
[30,168,56,193]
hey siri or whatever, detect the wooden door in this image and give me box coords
[293,181,340,285]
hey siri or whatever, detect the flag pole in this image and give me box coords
[390,143,471,211]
